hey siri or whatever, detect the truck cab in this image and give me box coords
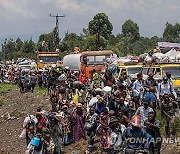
[80,50,114,78]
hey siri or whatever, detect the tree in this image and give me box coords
[38,28,57,51]
[15,37,23,52]
[108,34,117,45]
[62,32,84,51]
[122,19,140,41]
[88,13,113,40]
[163,22,180,43]
[82,28,89,37]
[22,38,35,54]
[115,37,131,56]
[3,39,16,60]
[83,35,108,51]
[18,38,36,59]
[58,42,69,52]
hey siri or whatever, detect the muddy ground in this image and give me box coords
[0,89,180,154]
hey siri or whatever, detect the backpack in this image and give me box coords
[31,136,43,151]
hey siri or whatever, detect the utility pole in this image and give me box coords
[50,14,65,49]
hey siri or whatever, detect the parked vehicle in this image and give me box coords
[115,64,143,81]
[36,51,61,71]
[19,64,37,72]
[141,63,180,96]
[63,50,114,78]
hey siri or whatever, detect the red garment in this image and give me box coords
[78,73,87,84]
[38,116,47,128]
[99,113,110,149]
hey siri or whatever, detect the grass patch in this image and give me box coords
[156,110,165,135]
[156,109,180,136]
[173,118,180,136]
[0,83,17,94]
[35,86,48,95]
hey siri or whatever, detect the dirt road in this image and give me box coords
[0,89,88,154]
[0,89,50,154]
[0,89,180,154]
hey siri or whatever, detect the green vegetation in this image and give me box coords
[0,12,179,61]
[88,13,113,40]
[0,83,47,95]
[0,83,17,94]
[35,86,48,95]
[156,110,165,135]
[156,110,180,136]
[173,117,180,136]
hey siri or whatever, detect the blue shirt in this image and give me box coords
[93,103,105,115]
[122,126,149,150]
[144,92,156,103]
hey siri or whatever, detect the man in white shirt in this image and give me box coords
[157,76,177,100]
[132,73,144,98]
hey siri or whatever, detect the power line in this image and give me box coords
[50,14,65,48]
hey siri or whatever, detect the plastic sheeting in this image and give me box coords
[165,49,180,60]
[156,42,180,49]
[106,55,138,66]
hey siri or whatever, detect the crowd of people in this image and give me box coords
[8,66,179,154]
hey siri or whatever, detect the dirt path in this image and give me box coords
[0,89,89,154]
[0,89,180,154]
[0,89,50,154]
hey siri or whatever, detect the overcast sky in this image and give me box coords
[0,0,179,42]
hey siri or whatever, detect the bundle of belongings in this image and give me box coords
[139,48,180,65]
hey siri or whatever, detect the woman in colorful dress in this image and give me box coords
[72,103,86,142]
[98,107,111,151]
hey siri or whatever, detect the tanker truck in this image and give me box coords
[63,50,114,78]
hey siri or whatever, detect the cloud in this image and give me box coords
[101,0,128,10]
[0,0,36,20]
[0,0,179,39]
[54,0,97,15]
[39,0,51,5]
[38,0,129,16]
